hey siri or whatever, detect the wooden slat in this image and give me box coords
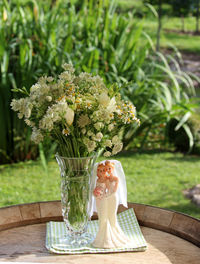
[0,201,199,247]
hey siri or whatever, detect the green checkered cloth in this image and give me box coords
[46,208,147,254]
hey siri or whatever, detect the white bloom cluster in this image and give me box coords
[39,99,69,131]
[11,64,139,156]
[11,98,33,119]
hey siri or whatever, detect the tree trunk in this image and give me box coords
[181,15,185,32]
[196,0,200,32]
[156,0,162,52]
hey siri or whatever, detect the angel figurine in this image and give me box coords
[91,160,132,248]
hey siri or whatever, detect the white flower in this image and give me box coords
[103,151,111,157]
[10,99,20,111]
[31,127,43,144]
[93,132,103,142]
[83,137,89,145]
[25,119,35,127]
[39,116,54,131]
[30,83,40,93]
[25,108,31,119]
[87,130,94,137]
[112,135,120,144]
[47,76,54,82]
[107,97,116,113]
[94,122,104,130]
[62,128,70,136]
[62,63,75,73]
[85,100,93,109]
[81,128,86,134]
[46,96,52,102]
[108,123,115,131]
[105,139,112,148]
[65,107,74,126]
[112,143,123,155]
[78,114,90,128]
[87,141,96,153]
[18,113,23,119]
[99,92,110,107]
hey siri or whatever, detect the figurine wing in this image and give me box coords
[88,162,98,217]
[112,160,128,208]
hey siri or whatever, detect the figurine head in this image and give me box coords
[105,160,115,174]
[97,163,106,179]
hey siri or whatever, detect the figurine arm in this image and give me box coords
[105,179,110,189]
[93,187,98,197]
[112,176,119,193]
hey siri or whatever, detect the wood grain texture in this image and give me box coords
[0,224,199,263]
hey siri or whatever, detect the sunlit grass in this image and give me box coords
[0,151,199,219]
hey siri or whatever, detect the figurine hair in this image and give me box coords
[105,160,115,168]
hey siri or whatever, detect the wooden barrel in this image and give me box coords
[0,201,199,264]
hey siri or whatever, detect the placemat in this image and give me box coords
[46,208,147,254]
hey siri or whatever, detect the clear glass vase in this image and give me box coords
[55,154,96,247]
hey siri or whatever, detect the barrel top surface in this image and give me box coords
[0,223,200,264]
[0,201,200,263]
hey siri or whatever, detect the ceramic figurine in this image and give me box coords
[91,160,132,249]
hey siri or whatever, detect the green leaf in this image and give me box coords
[175,112,191,131]
[182,124,194,153]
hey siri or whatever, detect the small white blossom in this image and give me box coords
[99,92,110,107]
[94,122,104,130]
[46,96,52,102]
[105,139,112,148]
[103,151,111,157]
[25,119,35,127]
[112,135,120,144]
[93,132,103,142]
[108,123,115,131]
[83,137,89,145]
[87,130,94,137]
[62,128,70,136]
[107,97,117,113]
[62,63,75,73]
[81,128,86,134]
[31,127,43,144]
[65,107,74,126]
[47,76,54,82]
[78,114,90,128]
[18,113,23,119]
[112,143,123,155]
[25,108,31,119]
[87,141,96,153]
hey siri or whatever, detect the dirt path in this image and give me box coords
[164,49,200,92]
[181,52,200,79]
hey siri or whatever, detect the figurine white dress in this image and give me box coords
[91,161,132,248]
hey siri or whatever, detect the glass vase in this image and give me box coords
[55,154,96,247]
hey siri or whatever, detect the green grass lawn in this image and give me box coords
[117,0,200,53]
[140,16,200,54]
[0,151,199,219]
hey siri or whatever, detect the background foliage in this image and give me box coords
[0,0,199,165]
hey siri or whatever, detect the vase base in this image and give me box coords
[56,232,94,248]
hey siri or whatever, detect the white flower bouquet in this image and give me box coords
[11,64,139,158]
[11,64,140,242]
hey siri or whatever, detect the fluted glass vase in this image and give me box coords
[56,154,96,247]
